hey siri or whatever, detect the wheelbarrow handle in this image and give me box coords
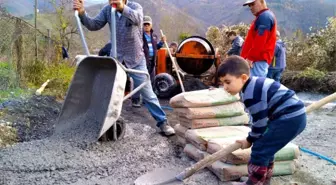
[110,5,117,58]
[74,10,90,55]
[117,63,150,101]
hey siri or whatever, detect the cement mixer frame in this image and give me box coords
[153,36,221,98]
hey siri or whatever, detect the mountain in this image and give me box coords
[2,0,336,37]
[165,0,336,35]
[84,0,207,43]
[1,0,98,17]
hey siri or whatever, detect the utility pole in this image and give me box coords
[34,0,38,62]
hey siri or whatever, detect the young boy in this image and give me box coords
[217,56,306,185]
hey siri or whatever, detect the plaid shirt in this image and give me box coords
[79,1,145,69]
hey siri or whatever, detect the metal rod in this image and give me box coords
[74,10,90,55]
[110,5,117,58]
[121,67,150,100]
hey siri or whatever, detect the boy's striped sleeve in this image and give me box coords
[243,78,281,143]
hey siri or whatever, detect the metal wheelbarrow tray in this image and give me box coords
[53,56,127,142]
[52,7,149,143]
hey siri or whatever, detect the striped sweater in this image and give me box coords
[241,77,306,143]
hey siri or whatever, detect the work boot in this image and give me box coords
[132,98,141,108]
[159,122,175,136]
[264,161,274,185]
[232,162,267,185]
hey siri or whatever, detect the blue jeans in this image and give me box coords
[128,60,167,127]
[267,68,284,82]
[132,67,155,101]
[250,113,306,166]
[251,61,269,77]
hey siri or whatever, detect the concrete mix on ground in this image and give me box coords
[0,97,335,185]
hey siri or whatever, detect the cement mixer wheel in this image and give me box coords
[153,73,177,99]
[99,117,126,142]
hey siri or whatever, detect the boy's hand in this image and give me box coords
[110,0,124,12]
[209,86,216,91]
[73,0,85,15]
[236,139,252,149]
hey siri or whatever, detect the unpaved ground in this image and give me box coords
[0,96,335,185]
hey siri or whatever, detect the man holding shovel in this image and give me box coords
[73,0,175,136]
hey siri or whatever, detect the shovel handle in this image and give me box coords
[306,92,336,113]
[176,142,242,181]
[160,30,185,92]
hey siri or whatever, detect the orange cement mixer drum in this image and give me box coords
[175,36,215,75]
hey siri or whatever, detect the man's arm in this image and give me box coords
[271,43,280,67]
[157,41,164,49]
[274,43,280,58]
[227,39,241,55]
[122,3,143,25]
[79,5,109,31]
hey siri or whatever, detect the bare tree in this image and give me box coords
[0,2,7,13]
[50,0,77,52]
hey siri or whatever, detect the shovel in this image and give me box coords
[160,30,185,93]
[134,142,242,185]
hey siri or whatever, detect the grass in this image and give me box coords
[296,67,326,80]
[0,124,18,148]
[0,88,32,103]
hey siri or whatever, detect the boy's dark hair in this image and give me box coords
[217,56,250,78]
[226,30,237,37]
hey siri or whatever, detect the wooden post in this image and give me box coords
[14,19,23,80]
[47,29,51,62]
[34,0,38,62]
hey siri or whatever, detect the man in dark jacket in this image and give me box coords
[98,42,111,56]
[226,31,244,57]
[131,15,166,107]
[267,30,286,82]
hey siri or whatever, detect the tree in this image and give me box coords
[178,32,191,42]
[50,0,77,54]
[0,2,7,13]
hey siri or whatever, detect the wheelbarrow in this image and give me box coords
[52,6,149,143]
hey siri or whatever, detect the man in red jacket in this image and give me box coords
[240,0,277,77]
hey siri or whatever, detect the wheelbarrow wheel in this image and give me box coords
[153,73,176,99]
[99,117,126,142]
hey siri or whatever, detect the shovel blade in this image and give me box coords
[134,168,183,185]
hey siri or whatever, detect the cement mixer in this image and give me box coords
[154,36,221,98]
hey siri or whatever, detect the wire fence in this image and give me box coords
[0,10,65,89]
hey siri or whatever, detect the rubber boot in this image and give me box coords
[232,163,267,185]
[264,161,274,185]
